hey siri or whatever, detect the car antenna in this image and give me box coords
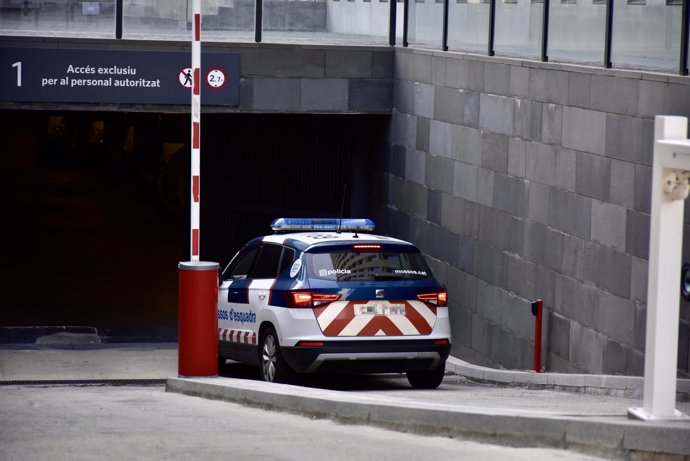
[338,183,347,235]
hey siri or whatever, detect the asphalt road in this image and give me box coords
[0,385,609,461]
[3,347,689,459]
[5,346,688,420]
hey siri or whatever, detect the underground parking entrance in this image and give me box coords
[0,109,388,342]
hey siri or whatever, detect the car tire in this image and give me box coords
[259,327,295,384]
[406,362,446,389]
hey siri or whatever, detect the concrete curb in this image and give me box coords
[447,356,690,401]
[166,376,690,459]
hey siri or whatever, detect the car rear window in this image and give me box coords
[306,251,432,281]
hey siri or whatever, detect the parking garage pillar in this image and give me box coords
[178,261,219,377]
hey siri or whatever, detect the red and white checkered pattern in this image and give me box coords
[218,328,257,345]
[313,300,437,337]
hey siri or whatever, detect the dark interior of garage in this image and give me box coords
[0,110,389,341]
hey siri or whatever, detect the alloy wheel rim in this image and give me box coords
[262,335,277,381]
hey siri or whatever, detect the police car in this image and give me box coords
[217,218,451,389]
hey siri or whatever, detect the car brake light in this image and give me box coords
[353,244,381,252]
[287,292,341,308]
[417,292,448,307]
[433,339,450,345]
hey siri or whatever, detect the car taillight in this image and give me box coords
[417,292,448,307]
[288,292,314,308]
[287,292,341,308]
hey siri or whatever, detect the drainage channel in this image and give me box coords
[0,378,168,387]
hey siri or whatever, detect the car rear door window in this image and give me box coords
[250,244,283,279]
[223,246,259,281]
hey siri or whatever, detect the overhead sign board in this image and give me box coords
[0,48,240,106]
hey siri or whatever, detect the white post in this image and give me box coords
[629,116,690,421]
[190,0,201,261]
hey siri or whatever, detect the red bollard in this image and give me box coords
[178,261,219,377]
[531,299,543,373]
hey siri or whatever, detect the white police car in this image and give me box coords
[217,218,451,388]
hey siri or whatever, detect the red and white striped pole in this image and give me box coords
[190,0,201,261]
[177,0,218,378]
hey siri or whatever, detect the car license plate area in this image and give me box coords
[354,302,406,316]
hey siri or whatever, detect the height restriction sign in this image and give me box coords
[206,68,226,89]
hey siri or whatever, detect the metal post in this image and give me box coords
[540,0,549,62]
[531,299,543,373]
[488,0,495,56]
[190,0,201,261]
[403,0,409,47]
[389,0,397,46]
[680,0,689,75]
[442,0,449,51]
[255,0,263,43]
[115,0,123,39]
[604,0,614,68]
[628,116,690,422]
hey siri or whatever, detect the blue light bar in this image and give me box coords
[271,218,375,233]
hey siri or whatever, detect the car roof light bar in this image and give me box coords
[271,218,375,233]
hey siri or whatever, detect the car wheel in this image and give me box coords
[406,362,446,389]
[259,327,295,384]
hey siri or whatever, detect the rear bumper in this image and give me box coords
[281,339,451,374]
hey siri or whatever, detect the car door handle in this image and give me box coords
[258,292,268,300]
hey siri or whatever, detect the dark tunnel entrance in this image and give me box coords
[0,110,389,341]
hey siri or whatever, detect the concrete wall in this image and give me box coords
[381,47,690,376]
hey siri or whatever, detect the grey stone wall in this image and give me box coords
[381,47,690,375]
[236,45,392,113]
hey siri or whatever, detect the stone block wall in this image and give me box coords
[380,47,690,375]
[233,45,393,113]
